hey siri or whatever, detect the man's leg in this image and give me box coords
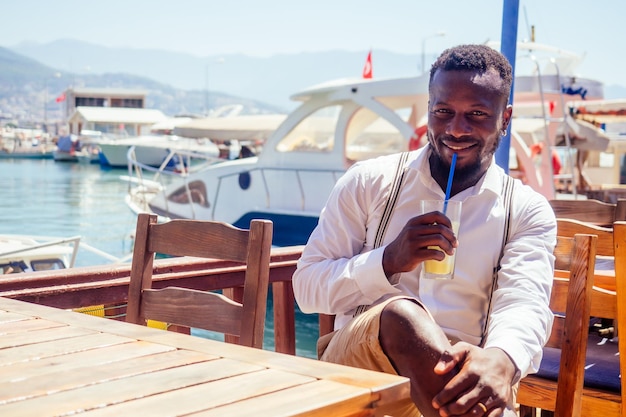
[379,298,456,417]
[320,297,421,417]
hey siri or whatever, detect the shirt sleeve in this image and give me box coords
[292,161,401,316]
[482,187,557,378]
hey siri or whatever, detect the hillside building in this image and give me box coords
[62,88,165,136]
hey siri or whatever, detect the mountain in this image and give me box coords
[3,40,625,127]
[0,47,53,82]
[0,46,286,125]
[11,39,425,110]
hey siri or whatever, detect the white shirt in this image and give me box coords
[293,146,556,378]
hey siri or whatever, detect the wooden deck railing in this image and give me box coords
[0,246,306,355]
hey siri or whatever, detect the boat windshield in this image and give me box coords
[345,106,407,161]
[1,258,65,274]
[274,102,411,163]
[31,259,67,271]
[275,106,340,153]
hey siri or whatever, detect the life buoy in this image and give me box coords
[529,142,562,175]
[409,125,428,150]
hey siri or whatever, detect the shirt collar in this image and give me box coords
[408,146,505,199]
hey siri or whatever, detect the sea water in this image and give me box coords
[0,158,318,357]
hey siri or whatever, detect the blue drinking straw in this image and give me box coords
[443,153,457,214]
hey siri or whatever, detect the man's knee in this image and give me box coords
[380,298,451,359]
[380,299,431,353]
[382,298,425,316]
[381,299,429,335]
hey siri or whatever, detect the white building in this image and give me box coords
[67,107,167,137]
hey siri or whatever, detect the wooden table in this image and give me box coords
[0,297,410,417]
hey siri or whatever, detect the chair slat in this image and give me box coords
[549,199,626,228]
[126,213,273,349]
[518,233,597,417]
[520,217,626,417]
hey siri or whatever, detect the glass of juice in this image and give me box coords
[420,199,461,280]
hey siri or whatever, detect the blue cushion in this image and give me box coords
[536,333,620,393]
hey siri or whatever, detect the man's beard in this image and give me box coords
[428,135,500,183]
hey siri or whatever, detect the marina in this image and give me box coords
[1,2,625,414]
[0,157,320,357]
[0,158,137,267]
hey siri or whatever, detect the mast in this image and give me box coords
[495,0,520,172]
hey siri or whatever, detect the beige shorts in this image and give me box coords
[319,295,518,417]
[319,296,423,417]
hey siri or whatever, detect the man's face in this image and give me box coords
[427,68,512,188]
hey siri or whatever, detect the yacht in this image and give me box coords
[126,41,624,246]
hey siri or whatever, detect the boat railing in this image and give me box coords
[0,235,134,269]
[0,235,82,268]
[127,141,345,221]
[124,145,221,217]
[514,50,578,200]
[211,166,345,220]
[531,55,577,197]
[80,241,133,264]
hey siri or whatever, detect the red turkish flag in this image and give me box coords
[362,50,373,79]
[55,92,66,103]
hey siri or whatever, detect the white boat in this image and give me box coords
[98,135,221,168]
[128,74,430,246]
[53,130,103,163]
[0,234,132,274]
[173,114,287,142]
[500,41,619,199]
[52,146,101,163]
[127,41,626,246]
[0,235,81,273]
[0,128,55,159]
[53,134,96,163]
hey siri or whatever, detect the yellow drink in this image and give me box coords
[423,220,460,279]
[424,249,455,274]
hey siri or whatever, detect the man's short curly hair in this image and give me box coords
[429,44,513,99]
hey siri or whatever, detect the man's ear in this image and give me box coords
[502,104,513,131]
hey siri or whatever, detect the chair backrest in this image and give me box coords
[556,218,614,257]
[555,218,625,415]
[555,218,616,292]
[546,233,597,416]
[126,213,273,349]
[612,221,626,415]
[550,199,626,228]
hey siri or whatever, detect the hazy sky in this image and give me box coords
[2,0,624,85]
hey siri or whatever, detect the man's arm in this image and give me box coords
[484,189,556,378]
[293,161,401,315]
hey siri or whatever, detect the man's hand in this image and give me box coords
[431,343,516,416]
[382,211,458,278]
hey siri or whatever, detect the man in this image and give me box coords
[293,44,556,417]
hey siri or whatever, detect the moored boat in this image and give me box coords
[0,234,131,274]
[98,134,221,168]
[0,235,81,273]
[128,73,430,246]
[126,41,626,246]
[0,127,55,159]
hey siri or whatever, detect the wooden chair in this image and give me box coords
[610,221,626,416]
[517,233,597,417]
[319,232,599,416]
[126,213,273,349]
[549,198,626,228]
[555,218,615,291]
[519,219,626,416]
